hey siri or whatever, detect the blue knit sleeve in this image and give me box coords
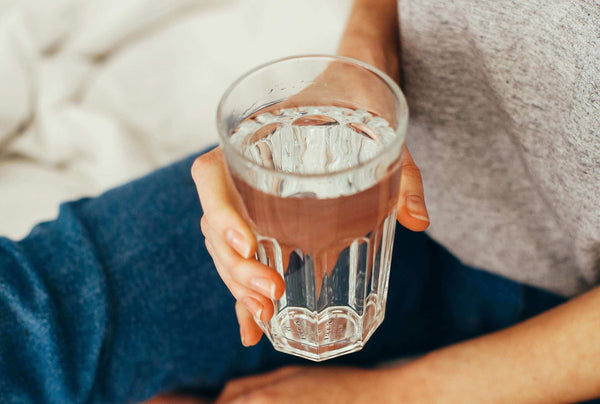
[0,152,240,403]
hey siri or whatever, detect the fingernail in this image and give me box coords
[250,277,277,300]
[406,195,429,222]
[226,229,251,258]
[242,296,263,321]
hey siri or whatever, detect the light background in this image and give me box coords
[0,0,352,239]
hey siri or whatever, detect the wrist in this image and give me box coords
[337,34,389,68]
[337,0,400,81]
[345,0,398,40]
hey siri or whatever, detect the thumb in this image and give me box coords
[397,148,430,232]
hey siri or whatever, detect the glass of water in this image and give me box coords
[217,55,408,361]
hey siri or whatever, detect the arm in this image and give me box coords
[387,287,600,403]
[337,0,401,82]
[193,0,429,348]
[342,3,600,400]
[213,288,600,404]
[340,2,600,401]
[212,1,600,403]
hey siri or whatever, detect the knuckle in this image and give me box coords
[211,242,246,275]
[223,246,244,267]
[190,156,206,179]
[401,157,420,172]
[235,300,249,318]
[203,210,235,240]
[401,161,423,180]
[233,260,263,283]
[281,365,301,373]
[191,149,221,178]
[213,262,237,294]
[228,282,250,302]
[211,211,250,246]
[200,216,208,236]
[204,237,213,254]
[210,208,232,229]
[247,389,279,403]
[220,382,237,396]
[274,366,301,377]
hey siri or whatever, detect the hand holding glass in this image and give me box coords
[216,55,408,361]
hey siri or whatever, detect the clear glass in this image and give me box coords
[217,55,408,361]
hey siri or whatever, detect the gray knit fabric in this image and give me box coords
[398,0,599,296]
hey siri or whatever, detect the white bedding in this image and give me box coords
[0,0,351,239]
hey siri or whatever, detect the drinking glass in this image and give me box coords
[217,55,408,361]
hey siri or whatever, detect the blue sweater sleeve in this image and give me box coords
[0,153,240,403]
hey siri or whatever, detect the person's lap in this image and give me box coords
[31,147,564,401]
[134,149,564,398]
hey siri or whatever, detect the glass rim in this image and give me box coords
[216,54,409,180]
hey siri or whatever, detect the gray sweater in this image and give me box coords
[398,0,599,296]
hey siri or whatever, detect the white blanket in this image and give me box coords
[0,0,350,239]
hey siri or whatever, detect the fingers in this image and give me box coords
[206,237,267,347]
[201,217,285,302]
[204,237,273,321]
[235,301,264,347]
[203,221,283,322]
[191,147,285,346]
[191,148,255,259]
[397,148,430,232]
[216,366,303,404]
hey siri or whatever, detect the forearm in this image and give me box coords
[388,287,600,403]
[338,0,400,81]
